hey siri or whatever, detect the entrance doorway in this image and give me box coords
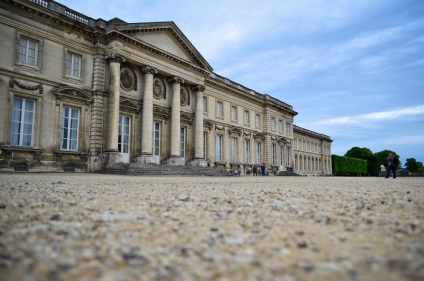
[118,115,130,163]
[152,121,161,164]
[180,127,186,162]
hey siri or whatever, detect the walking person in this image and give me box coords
[385,152,397,179]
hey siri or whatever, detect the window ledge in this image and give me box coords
[54,150,87,157]
[1,145,42,154]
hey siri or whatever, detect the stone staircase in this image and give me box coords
[276,170,302,176]
[99,163,229,177]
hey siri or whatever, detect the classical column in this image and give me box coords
[138,66,158,164]
[106,53,125,152]
[190,85,207,167]
[166,76,184,166]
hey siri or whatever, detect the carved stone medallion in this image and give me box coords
[120,67,135,91]
[180,87,189,106]
[153,78,165,99]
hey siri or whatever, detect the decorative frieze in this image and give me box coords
[228,126,242,136]
[215,125,225,132]
[153,105,170,120]
[52,87,93,105]
[204,120,214,130]
[9,78,43,95]
[253,132,265,141]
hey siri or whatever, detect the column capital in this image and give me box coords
[192,85,205,92]
[106,52,126,64]
[168,76,184,84]
[142,65,158,75]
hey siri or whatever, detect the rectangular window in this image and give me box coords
[19,37,38,66]
[278,120,283,133]
[66,52,82,78]
[203,96,208,114]
[61,106,79,150]
[203,132,207,160]
[231,106,237,121]
[271,117,276,131]
[152,122,161,156]
[244,140,250,163]
[216,101,223,118]
[272,144,276,165]
[255,114,260,128]
[244,110,250,125]
[216,135,223,161]
[231,137,237,163]
[255,142,261,164]
[280,145,284,166]
[118,115,130,154]
[287,147,291,167]
[180,127,186,159]
[11,97,35,146]
[286,122,291,135]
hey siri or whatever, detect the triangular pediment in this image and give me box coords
[110,22,212,71]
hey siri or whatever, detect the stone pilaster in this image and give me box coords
[165,76,185,166]
[89,49,106,171]
[137,65,158,164]
[190,85,207,167]
[103,53,125,168]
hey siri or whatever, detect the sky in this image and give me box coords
[58,0,424,166]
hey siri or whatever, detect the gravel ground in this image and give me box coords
[0,173,423,281]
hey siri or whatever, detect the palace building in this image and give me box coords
[0,0,332,175]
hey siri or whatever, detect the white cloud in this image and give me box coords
[314,105,424,126]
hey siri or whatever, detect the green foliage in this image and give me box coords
[344,147,377,176]
[345,147,373,159]
[374,149,400,173]
[331,155,367,176]
[405,158,423,172]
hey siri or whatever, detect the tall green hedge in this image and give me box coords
[332,155,367,176]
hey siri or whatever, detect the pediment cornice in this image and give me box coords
[106,22,213,73]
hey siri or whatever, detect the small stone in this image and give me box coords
[178,195,190,201]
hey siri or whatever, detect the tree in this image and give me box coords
[374,150,401,173]
[344,147,377,176]
[405,158,423,172]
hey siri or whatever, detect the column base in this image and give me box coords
[189,158,208,167]
[98,151,122,170]
[165,156,185,166]
[136,154,159,165]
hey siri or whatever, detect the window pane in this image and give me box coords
[24,112,33,123]
[23,123,32,134]
[70,119,78,129]
[11,133,19,145]
[23,135,32,146]
[25,100,34,111]
[13,98,23,110]
[71,108,78,118]
[70,129,78,140]
[12,110,21,122]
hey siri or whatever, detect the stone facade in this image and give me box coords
[0,0,332,175]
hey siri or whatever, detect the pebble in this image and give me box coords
[0,174,423,281]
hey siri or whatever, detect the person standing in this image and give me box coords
[385,152,397,179]
[261,163,266,176]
